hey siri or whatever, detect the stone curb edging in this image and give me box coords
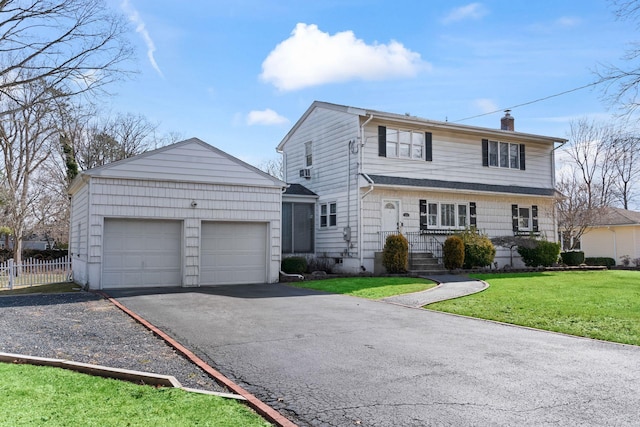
[0,351,245,401]
[96,291,298,427]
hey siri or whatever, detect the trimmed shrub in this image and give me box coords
[560,251,585,266]
[457,229,496,268]
[443,236,465,270]
[517,240,561,267]
[585,257,616,268]
[281,256,307,274]
[382,234,409,273]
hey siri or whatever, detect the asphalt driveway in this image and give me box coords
[108,284,640,427]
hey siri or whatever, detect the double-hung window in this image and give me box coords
[483,139,524,170]
[422,202,470,230]
[320,202,336,228]
[304,141,312,167]
[511,204,538,234]
[378,126,432,161]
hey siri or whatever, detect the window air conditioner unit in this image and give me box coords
[299,168,311,179]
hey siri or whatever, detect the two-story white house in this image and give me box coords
[278,101,566,273]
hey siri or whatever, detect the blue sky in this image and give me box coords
[109,1,637,168]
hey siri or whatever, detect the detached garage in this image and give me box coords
[68,138,285,290]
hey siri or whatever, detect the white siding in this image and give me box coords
[581,225,640,264]
[88,139,283,188]
[70,183,89,285]
[362,120,555,190]
[74,176,281,289]
[278,103,558,273]
[282,107,361,261]
[359,188,556,271]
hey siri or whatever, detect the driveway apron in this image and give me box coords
[107,284,640,427]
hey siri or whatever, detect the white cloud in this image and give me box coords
[474,98,499,113]
[442,3,488,24]
[121,0,163,78]
[260,23,427,91]
[246,109,289,126]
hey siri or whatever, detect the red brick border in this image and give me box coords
[97,291,298,427]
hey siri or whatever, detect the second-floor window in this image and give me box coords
[482,139,525,170]
[386,128,424,159]
[305,141,312,167]
[378,126,432,161]
[320,202,336,228]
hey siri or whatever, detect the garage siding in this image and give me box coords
[81,178,281,288]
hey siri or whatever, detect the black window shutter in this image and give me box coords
[469,202,477,227]
[532,205,538,232]
[419,199,428,231]
[425,132,432,162]
[519,144,526,170]
[511,204,519,232]
[482,139,489,167]
[378,126,386,157]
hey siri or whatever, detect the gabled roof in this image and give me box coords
[589,207,640,226]
[69,137,285,194]
[277,101,567,151]
[366,174,556,197]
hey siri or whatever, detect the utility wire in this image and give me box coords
[453,80,603,123]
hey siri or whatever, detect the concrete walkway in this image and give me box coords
[380,274,488,307]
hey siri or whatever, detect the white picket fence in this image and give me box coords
[0,257,72,289]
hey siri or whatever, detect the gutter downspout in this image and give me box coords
[357,114,374,270]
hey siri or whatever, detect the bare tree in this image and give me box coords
[598,0,640,114]
[556,172,601,250]
[0,78,58,264]
[564,119,618,208]
[259,156,284,180]
[0,0,134,117]
[611,133,640,208]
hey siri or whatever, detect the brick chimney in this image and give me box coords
[501,110,514,131]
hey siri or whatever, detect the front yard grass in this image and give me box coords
[289,276,436,299]
[427,270,640,346]
[0,363,271,427]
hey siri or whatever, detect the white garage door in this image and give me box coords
[201,222,267,285]
[102,219,182,289]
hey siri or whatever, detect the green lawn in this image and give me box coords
[289,276,436,299]
[427,270,640,346]
[0,363,271,427]
[0,282,80,295]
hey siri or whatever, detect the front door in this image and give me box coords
[381,200,400,233]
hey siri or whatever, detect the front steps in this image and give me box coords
[409,252,447,275]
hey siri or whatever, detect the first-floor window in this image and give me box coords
[518,207,530,230]
[320,202,337,228]
[512,204,538,233]
[422,201,468,230]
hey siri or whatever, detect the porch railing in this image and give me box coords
[0,257,72,289]
[379,231,444,260]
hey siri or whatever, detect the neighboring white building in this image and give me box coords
[277,101,566,273]
[579,207,640,265]
[68,138,286,290]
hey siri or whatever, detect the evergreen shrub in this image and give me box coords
[382,234,409,273]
